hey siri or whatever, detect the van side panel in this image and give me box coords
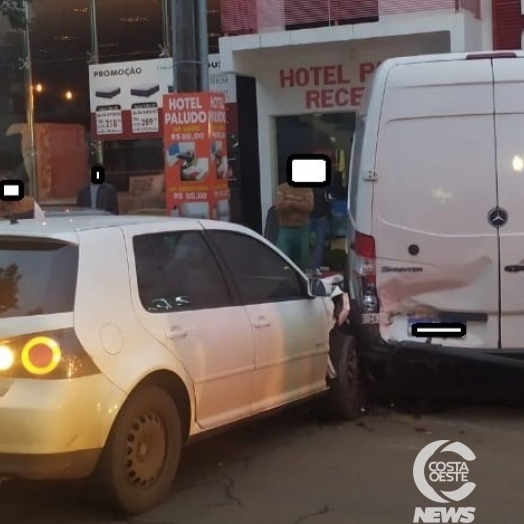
[348,66,389,238]
[493,58,524,350]
[373,60,499,349]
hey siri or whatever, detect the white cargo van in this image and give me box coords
[347,51,524,385]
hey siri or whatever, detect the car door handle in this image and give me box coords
[504,264,524,273]
[254,316,271,328]
[166,325,188,339]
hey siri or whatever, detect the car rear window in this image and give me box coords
[0,237,78,319]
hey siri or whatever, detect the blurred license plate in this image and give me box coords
[408,316,437,336]
[408,317,467,338]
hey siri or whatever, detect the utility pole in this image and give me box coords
[22,0,38,199]
[89,0,103,165]
[197,0,209,91]
[171,0,209,92]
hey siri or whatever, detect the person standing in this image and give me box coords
[275,181,313,271]
[310,186,329,277]
[0,172,44,220]
[77,164,119,214]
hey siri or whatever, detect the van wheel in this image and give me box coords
[92,385,182,516]
[327,334,362,421]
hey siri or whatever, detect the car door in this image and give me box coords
[492,57,524,350]
[206,228,331,413]
[127,223,255,429]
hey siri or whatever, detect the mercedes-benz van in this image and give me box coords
[347,51,524,387]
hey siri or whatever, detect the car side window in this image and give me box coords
[208,231,307,305]
[133,231,233,313]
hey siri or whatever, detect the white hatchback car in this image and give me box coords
[0,216,357,515]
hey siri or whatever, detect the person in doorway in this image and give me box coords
[77,164,119,214]
[275,181,313,271]
[0,171,44,220]
[310,186,329,277]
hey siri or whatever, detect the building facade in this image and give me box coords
[219,0,494,233]
[0,0,262,228]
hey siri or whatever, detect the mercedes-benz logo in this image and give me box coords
[488,207,508,228]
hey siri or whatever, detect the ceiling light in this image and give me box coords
[74,7,88,14]
[55,35,75,41]
[118,16,149,23]
[34,83,43,93]
[65,90,73,100]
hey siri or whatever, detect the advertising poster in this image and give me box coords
[163,92,230,220]
[89,55,236,141]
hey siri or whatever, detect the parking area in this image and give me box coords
[3,399,524,524]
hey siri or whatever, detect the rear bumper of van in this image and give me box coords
[357,326,524,397]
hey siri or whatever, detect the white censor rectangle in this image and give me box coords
[2,184,21,197]
[290,158,328,184]
[416,327,463,333]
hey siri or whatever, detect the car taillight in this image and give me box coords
[0,344,14,372]
[21,336,62,376]
[354,231,379,314]
[0,329,100,380]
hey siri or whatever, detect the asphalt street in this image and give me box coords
[2,397,524,524]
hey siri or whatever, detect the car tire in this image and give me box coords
[92,385,182,516]
[327,333,362,421]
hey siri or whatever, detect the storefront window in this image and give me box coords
[0,0,250,222]
[0,17,25,173]
[275,112,355,237]
[97,0,163,62]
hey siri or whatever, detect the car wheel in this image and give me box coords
[327,333,362,421]
[93,385,182,516]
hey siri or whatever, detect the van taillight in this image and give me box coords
[353,231,378,313]
[354,231,376,259]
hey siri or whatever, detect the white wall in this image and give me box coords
[480,0,493,50]
[253,34,453,224]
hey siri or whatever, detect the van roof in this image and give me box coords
[380,50,524,70]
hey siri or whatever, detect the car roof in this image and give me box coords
[0,216,257,238]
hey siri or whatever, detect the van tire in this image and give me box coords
[92,385,182,516]
[327,334,362,421]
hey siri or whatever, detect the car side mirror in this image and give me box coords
[309,278,329,298]
[330,274,344,288]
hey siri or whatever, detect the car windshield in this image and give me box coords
[0,237,78,319]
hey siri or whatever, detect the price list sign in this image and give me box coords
[131,103,159,134]
[95,105,123,135]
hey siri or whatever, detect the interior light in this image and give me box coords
[65,90,73,100]
[118,16,149,23]
[35,83,43,93]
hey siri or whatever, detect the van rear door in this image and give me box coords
[373,59,499,349]
[492,58,524,350]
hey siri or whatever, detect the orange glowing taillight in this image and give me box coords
[21,336,62,375]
